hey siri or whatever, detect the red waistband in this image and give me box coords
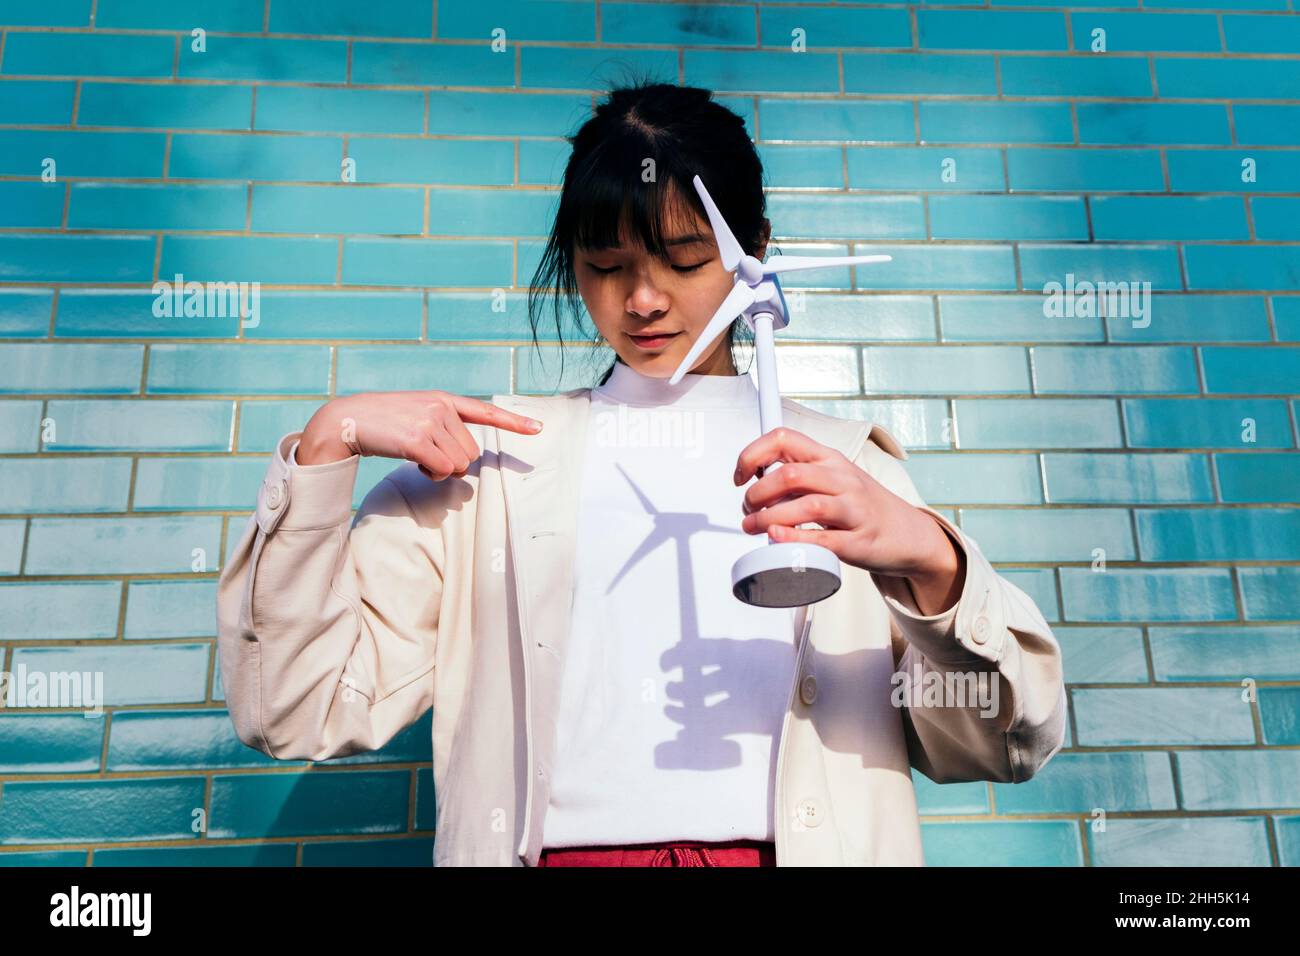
[537,839,776,867]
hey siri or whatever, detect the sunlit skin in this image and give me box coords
[577,193,965,616]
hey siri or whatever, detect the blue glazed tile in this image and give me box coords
[913,776,990,815]
[605,1,754,45]
[1168,150,1300,193]
[0,0,90,26]
[766,194,923,240]
[169,133,343,182]
[1187,246,1300,291]
[237,400,327,451]
[920,821,1082,866]
[301,838,435,866]
[760,145,845,188]
[1252,198,1300,241]
[93,844,297,866]
[1158,57,1300,100]
[180,37,348,83]
[520,139,576,186]
[1275,297,1300,338]
[146,345,330,396]
[960,507,1135,562]
[940,296,1103,342]
[208,770,410,838]
[0,715,103,773]
[427,91,591,137]
[0,81,75,125]
[68,183,246,231]
[861,345,1030,394]
[685,50,839,93]
[1043,453,1213,504]
[1060,566,1237,622]
[1234,105,1300,146]
[769,346,860,394]
[349,138,517,187]
[1033,347,1199,395]
[247,292,422,340]
[0,581,121,640]
[1092,196,1248,242]
[1215,453,1300,503]
[759,99,914,142]
[11,643,210,706]
[0,401,42,452]
[1281,817,1300,867]
[41,400,234,452]
[79,82,252,130]
[1007,147,1164,192]
[0,182,64,228]
[848,147,1004,191]
[1107,295,1270,343]
[135,457,269,511]
[1056,627,1149,683]
[269,0,434,38]
[0,289,53,337]
[930,196,1086,241]
[761,7,911,49]
[426,290,560,341]
[1020,245,1183,291]
[0,458,132,513]
[843,53,998,95]
[1078,103,1230,145]
[337,346,512,396]
[921,102,1073,144]
[1123,398,1293,449]
[0,521,23,575]
[0,235,154,283]
[438,0,594,41]
[773,294,934,342]
[256,87,424,134]
[904,453,1042,504]
[1261,688,1300,745]
[993,753,1176,812]
[1091,818,1271,867]
[95,0,263,31]
[107,710,290,770]
[342,238,512,287]
[1177,751,1300,810]
[1136,508,1300,561]
[1001,568,1060,621]
[426,188,560,238]
[252,185,425,235]
[800,399,951,450]
[1144,0,1285,8]
[56,290,239,338]
[842,245,1017,291]
[415,766,436,830]
[956,398,1123,449]
[1075,688,1255,745]
[918,10,1067,50]
[520,47,675,91]
[25,517,223,574]
[0,130,165,178]
[1001,55,1152,97]
[1202,346,1300,393]
[0,344,143,394]
[1224,13,1300,53]
[1071,13,1222,52]
[1150,626,1300,681]
[124,579,219,639]
[2,32,174,78]
[161,236,338,285]
[0,777,208,844]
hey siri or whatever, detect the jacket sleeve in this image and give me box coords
[856,437,1068,785]
[216,431,443,762]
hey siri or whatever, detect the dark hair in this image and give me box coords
[526,76,770,391]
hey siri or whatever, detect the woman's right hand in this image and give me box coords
[296,391,543,478]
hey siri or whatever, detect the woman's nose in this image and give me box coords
[625,276,670,317]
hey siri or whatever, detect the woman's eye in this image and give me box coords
[589,263,620,275]
[672,261,707,273]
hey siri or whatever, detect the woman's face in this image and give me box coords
[575,199,770,379]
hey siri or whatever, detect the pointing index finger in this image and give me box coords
[449,394,543,435]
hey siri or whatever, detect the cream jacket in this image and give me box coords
[216,389,1068,866]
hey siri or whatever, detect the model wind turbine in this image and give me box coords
[669,174,891,609]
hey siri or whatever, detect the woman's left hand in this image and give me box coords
[734,427,966,615]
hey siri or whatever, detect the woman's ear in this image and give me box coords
[754,218,772,260]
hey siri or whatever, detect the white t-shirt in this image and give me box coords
[541,360,800,848]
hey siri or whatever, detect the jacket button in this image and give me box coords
[799,674,818,706]
[265,482,284,510]
[972,615,990,644]
[795,798,822,828]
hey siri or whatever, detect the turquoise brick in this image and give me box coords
[350,137,514,186]
[0,289,53,337]
[1035,346,1199,395]
[1007,147,1164,192]
[0,235,154,283]
[134,457,269,510]
[1177,751,1300,810]
[1107,294,1270,343]
[1137,508,1300,561]
[930,196,1086,241]
[438,0,594,41]
[95,0,263,31]
[1253,198,1300,241]
[415,767,436,829]
[0,182,64,227]
[848,147,1004,191]
[1188,246,1300,292]
[766,346,860,394]
[1168,150,1300,193]
[0,777,207,844]
[774,294,934,342]
[1043,453,1213,504]
[0,0,90,25]
[801,399,950,450]
[0,521,23,575]
[766,194,923,240]
[107,710,289,770]
[1216,453,1300,503]
[68,183,246,231]
[55,290,239,338]
[0,458,132,513]
[1,32,173,78]
[269,0,433,37]
[1056,627,1149,682]
[1071,13,1222,52]
[302,838,435,866]
[1224,14,1300,53]
[342,238,512,287]
[146,344,329,395]
[1241,567,1300,620]
[427,91,591,137]
[993,753,1176,813]
[940,295,1102,342]
[79,82,253,130]
[1282,817,1300,867]
[519,139,575,186]
[1158,58,1300,100]
[1223,105,1300,146]
[0,81,75,125]
[1123,398,1293,449]
[955,399,1122,449]
[904,453,1042,504]
[420,43,544,88]
[11,643,209,705]
[1091,196,1248,242]
[761,7,912,49]
[918,10,1067,51]
[209,770,410,838]
[606,1,756,45]
[0,581,121,640]
[1091,818,1271,867]
[162,236,338,284]
[1202,346,1300,393]
[1076,688,1255,746]
[42,400,234,451]
[426,188,559,238]
[1000,56,1152,97]
[336,345,512,396]
[960,507,1135,562]
[685,50,840,93]
[252,185,424,235]
[0,716,103,774]
[256,87,424,134]
[1261,688,1300,745]
[759,99,914,142]
[516,344,614,393]
[1145,0,1285,9]
[1001,568,1060,621]
[1021,245,1183,291]
[843,53,998,95]
[1060,566,1237,622]
[0,401,42,452]
[759,145,844,188]
[843,244,1017,291]
[180,38,348,83]
[920,821,1082,866]
[25,516,222,574]
[862,345,1029,395]
[170,133,343,181]
[94,844,296,866]
[236,400,325,451]
[1150,626,1300,681]
[522,45,676,89]
[1078,103,1230,145]
[246,292,422,340]
[0,344,142,394]
[124,579,219,639]
[914,776,989,815]
[0,851,88,866]
[921,102,1073,144]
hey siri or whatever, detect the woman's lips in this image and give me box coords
[626,331,681,350]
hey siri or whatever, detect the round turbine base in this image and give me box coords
[730,542,842,608]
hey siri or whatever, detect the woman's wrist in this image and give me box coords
[297,400,357,465]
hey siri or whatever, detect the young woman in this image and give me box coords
[217,80,1067,868]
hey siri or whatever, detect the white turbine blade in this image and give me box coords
[763,254,892,275]
[668,281,758,385]
[692,175,745,272]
